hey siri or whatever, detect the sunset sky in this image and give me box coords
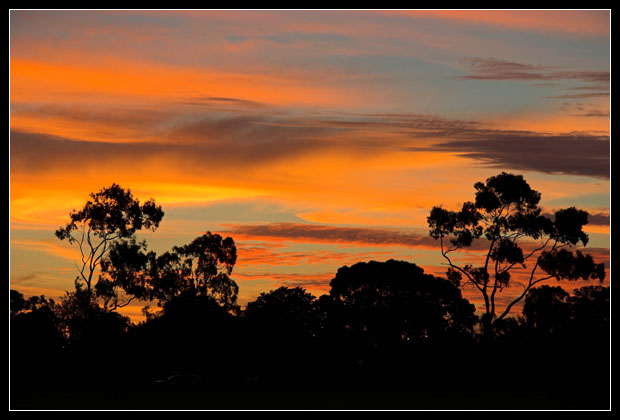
[9,10,610,321]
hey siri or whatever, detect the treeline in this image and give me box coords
[9,175,610,409]
[10,259,609,408]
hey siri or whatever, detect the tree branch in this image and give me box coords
[440,235,485,295]
[495,241,558,323]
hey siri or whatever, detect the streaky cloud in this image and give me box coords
[222,222,491,251]
[458,57,609,87]
[420,132,609,179]
[318,113,610,180]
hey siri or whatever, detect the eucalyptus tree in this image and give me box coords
[427,172,605,336]
[100,231,240,314]
[55,184,164,310]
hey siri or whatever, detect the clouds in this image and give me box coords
[10,13,610,184]
[459,57,554,80]
[224,222,445,250]
[457,57,610,120]
[317,113,610,179]
[236,242,397,268]
[421,130,610,180]
[9,10,610,312]
[9,111,339,174]
[181,96,268,109]
[10,102,610,182]
[459,58,609,85]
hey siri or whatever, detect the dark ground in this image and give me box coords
[11,385,609,410]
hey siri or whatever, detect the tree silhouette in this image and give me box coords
[522,284,609,340]
[306,260,478,392]
[519,284,609,402]
[325,259,477,349]
[569,285,609,332]
[11,178,609,408]
[522,285,571,336]
[427,172,605,335]
[165,232,238,309]
[241,287,319,386]
[101,231,239,313]
[55,184,164,310]
[10,290,65,392]
[97,238,152,311]
[141,292,239,380]
[244,286,317,334]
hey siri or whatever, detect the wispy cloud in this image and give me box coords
[547,92,610,99]
[9,116,338,174]
[11,104,610,182]
[237,242,396,267]
[422,132,609,179]
[319,113,610,179]
[458,57,609,86]
[180,96,269,109]
[558,103,610,118]
[222,222,493,251]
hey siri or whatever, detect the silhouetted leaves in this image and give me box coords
[492,238,524,266]
[99,232,240,311]
[55,184,164,309]
[474,172,541,213]
[538,249,606,282]
[244,286,317,335]
[327,260,477,348]
[523,285,571,333]
[552,207,590,246]
[427,172,606,334]
[55,184,164,242]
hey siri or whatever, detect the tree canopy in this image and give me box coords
[325,259,477,348]
[100,232,240,313]
[55,184,164,308]
[427,172,606,335]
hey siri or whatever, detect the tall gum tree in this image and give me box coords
[427,172,605,336]
[55,184,164,311]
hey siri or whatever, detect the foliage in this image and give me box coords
[523,284,609,338]
[427,172,605,334]
[324,259,477,348]
[100,232,239,312]
[244,286,316,328]
[55,184,164,309]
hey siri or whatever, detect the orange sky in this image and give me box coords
[10,10,610,322]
